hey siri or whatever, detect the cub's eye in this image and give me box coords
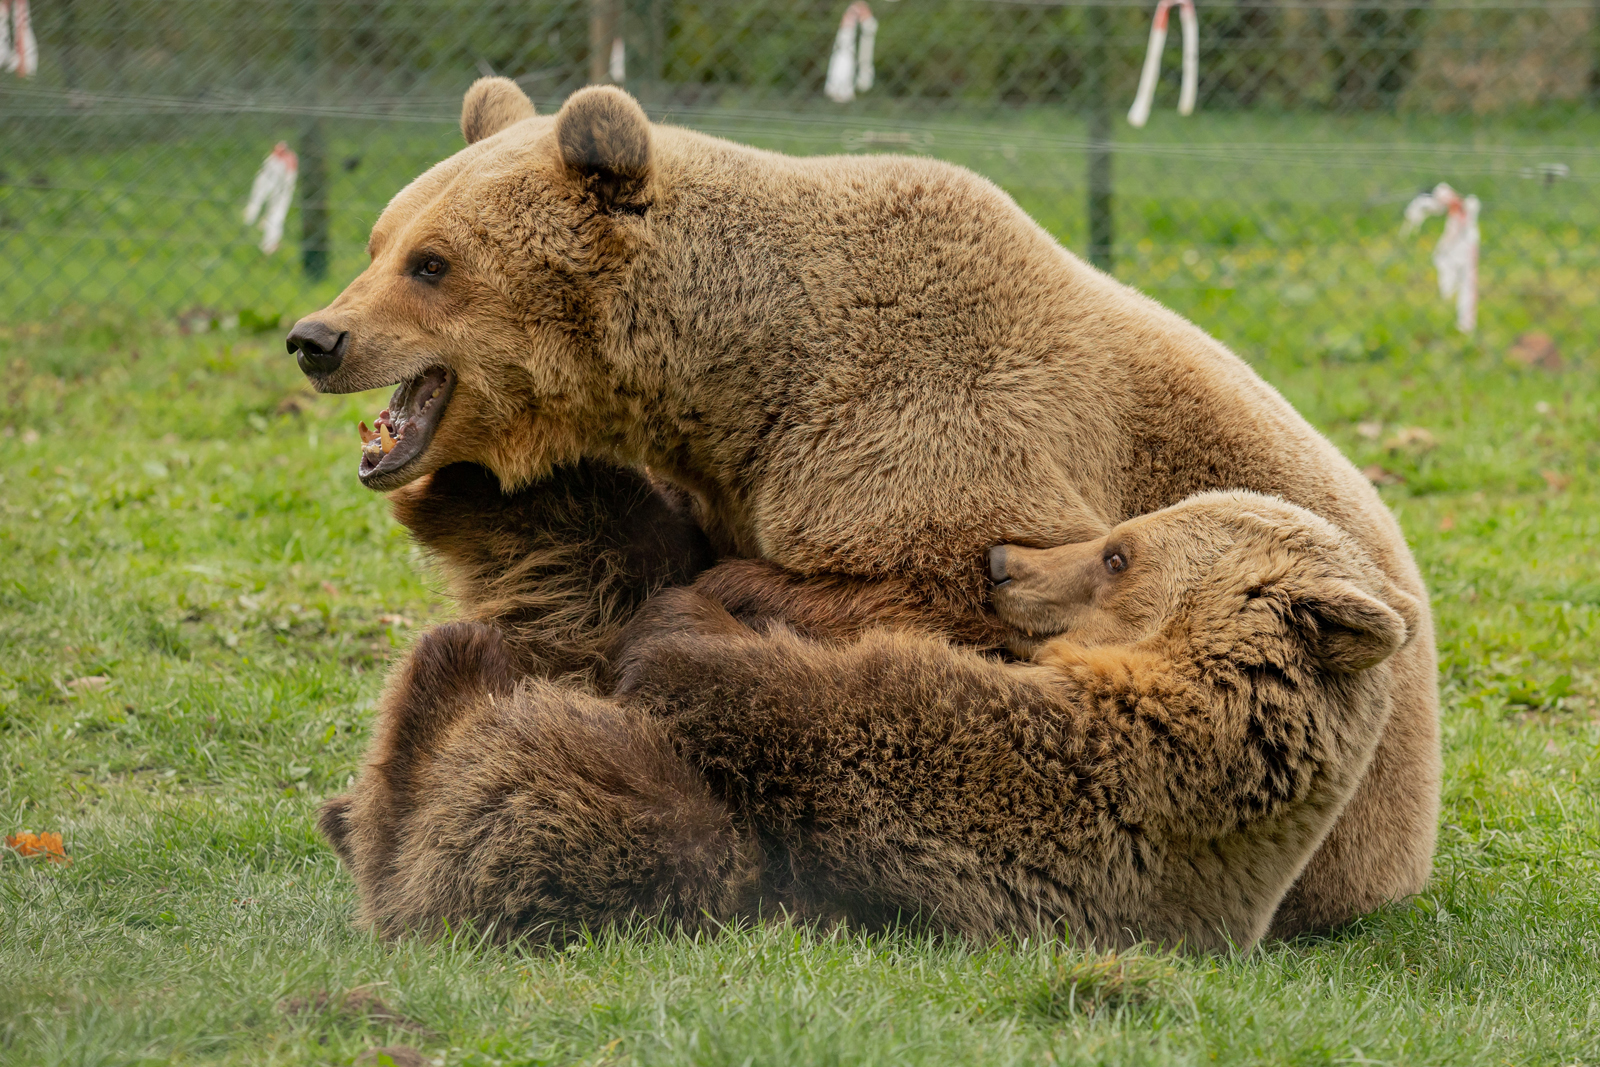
[1104,552,1127,575]
[414,257,447,280]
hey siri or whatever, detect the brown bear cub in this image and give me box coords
[319,460,754,939]
[384,460,716,684]
[322,490,1416,952]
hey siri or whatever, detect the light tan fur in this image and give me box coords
[296,83,1439,934]
[613,493,1421,951]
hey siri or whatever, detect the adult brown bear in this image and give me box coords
[293,78,1439,935]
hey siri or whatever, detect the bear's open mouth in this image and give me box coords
[357,367,454,490]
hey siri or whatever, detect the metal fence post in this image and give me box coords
[58,0,80,90]
[1086,3,1114,273]
[648,0,667,103]
[297,0,330,282]
[1591,0,1600,103]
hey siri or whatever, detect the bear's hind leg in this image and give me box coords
[319,620,518,907]
[1267,631,1441,938]
[375,683,764,942]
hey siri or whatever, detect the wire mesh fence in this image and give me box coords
[1,0,1596,364]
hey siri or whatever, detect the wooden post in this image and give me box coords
[1086,3,1114,273]
[297,0,329,281]
[648,0,667,101]
[590,0,621,84]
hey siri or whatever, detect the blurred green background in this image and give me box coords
[2,0,1596,367]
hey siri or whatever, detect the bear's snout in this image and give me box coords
[989,540,1108,640]
[287,319,348,377]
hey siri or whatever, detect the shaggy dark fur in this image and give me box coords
[321,620,761,941]
[685,559,1010,651]
[387,461,716,684]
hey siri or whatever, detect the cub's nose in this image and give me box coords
[988,545,1010,584]
[286,319,347,376]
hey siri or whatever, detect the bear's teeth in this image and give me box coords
[358,421,377,445]
[379,424,397,455]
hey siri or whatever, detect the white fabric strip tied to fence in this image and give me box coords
[1402,183,1480,333]
[825,1,877,103]
[609,37,625,83]
[1128,0,1197,128]
[1,0,38,78]
[243,142,298,255]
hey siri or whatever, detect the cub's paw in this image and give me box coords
[608,588,746,696]
[621,587,748,645]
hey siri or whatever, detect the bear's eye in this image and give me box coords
[413,256,447,281]
[1104,552,1127,575]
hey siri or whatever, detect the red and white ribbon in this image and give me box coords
[1128,0,1197,128]
[1402,183,1479,333]
[825,1,877,103]
[0,0,38,78]
[243,142,298,255]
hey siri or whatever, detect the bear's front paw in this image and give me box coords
[621,587,748,645]
[608,588,747,696]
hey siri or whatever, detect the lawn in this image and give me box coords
[3,250,1600,1060]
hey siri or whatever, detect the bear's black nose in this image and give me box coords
[286,320,347,376]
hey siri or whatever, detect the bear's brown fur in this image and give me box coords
[323,491,1416,951]
[318,620,762,940]
[296,79,1439,933]
[387,460,714,684]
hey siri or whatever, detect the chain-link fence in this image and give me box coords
[2,0,1596,362]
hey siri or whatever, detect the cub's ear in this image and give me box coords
[554,85,652,210]
[1292,577,1411,673]
[317,794,356,865]
[461,76,535,144]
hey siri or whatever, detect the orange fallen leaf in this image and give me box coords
[1509,332,1562,372]
[377,614,412,628]
[67,675,109,692]
[6,831,71,863]
[1438,514,1456,532]
[1540,469,1571,493]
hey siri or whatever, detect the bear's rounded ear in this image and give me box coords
[554,85,652,211]
[317,794,356,865]
[1293,577,1411,673]
[461,76,535,145]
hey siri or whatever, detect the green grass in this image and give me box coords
[3,291,1600,1063]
